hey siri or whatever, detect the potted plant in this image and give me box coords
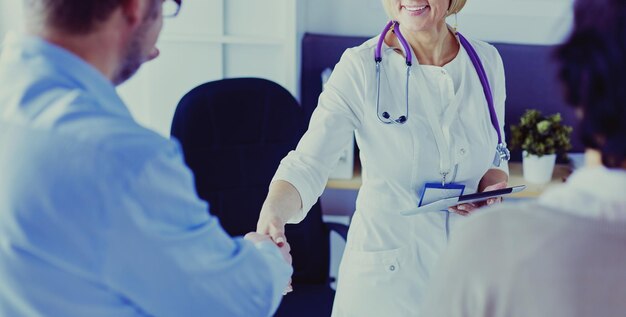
[510,109,573,184]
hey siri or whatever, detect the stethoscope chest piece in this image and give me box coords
[493,143,511,167]
[375,21,412,125]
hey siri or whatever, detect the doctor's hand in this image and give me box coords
[479,181,508,206]
[448,181,507,216]
[256,213,287,247]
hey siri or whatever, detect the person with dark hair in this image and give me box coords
[0,1,292,316]
[421,0,626,316]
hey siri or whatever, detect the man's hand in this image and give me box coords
[244,232,290,263]
[277,242,293,295]
[244,232,293,294]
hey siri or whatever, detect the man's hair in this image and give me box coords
[555,0,626,168]
[26,0,158,34]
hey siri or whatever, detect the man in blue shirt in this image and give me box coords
[0,0,292,316]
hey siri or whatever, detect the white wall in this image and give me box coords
[0,0,577,131]
[460,0,574,44]
[0,1,8,39]
[0,0,24,38]
[306,0,575,45]
[2,0,576,45]
[305,0,388,37]
[117,0,305,136]
[0,0,18,41]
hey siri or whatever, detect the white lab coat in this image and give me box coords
[273,35,508,316]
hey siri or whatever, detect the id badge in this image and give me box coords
[418,182,466,208]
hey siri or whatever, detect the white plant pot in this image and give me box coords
[522,151,557,184]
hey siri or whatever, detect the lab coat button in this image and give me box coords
[460,148,466,155]
[389,265,396,272]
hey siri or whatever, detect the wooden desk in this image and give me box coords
[326,162,572,198]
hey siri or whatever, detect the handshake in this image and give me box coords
[244,219,293,295]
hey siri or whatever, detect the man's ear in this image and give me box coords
[119,0,144,28]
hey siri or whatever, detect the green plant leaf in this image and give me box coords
[537,120,551,134]
[509,109,573,156]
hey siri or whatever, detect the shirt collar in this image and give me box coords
[538,166,626,221]
[2,32,131,118]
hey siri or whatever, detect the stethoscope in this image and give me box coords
[374,20,510,167]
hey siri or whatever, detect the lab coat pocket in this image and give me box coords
[335,247,414,316]
[344,247,402,274]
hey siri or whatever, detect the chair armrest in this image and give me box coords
[325,222,349,241]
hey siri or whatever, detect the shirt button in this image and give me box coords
[441,70,447,75]
[389,265,396,272]
[460,148,467,155]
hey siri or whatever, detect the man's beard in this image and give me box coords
[112,22,151,86]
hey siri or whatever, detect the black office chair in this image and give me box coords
[170,78,348,317]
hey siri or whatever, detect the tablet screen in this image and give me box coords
[457,185,526,204]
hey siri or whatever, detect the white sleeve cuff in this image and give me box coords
[490,160,510,177]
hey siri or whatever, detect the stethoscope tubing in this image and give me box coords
[373,21,510,164]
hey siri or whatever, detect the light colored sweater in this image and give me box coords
[422,166,626,317]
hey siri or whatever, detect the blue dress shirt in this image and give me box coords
[0,33,291,317]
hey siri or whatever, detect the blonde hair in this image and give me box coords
[381,0,467,20]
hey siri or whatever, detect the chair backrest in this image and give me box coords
[171,78,330,284]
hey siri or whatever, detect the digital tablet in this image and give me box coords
[400,185,527,216]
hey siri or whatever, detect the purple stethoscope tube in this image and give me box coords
[374,20,510,166]
[375,21,410,124]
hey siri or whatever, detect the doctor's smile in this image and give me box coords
[401,4,429,16]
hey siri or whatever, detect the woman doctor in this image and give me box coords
[257,0,509,315]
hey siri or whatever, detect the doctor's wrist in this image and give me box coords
[478,169,509,192]
[258,206,289,225]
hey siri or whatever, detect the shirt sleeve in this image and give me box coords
[487,45,509,175]
[101,142,292,317]
[272,48,365,223]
